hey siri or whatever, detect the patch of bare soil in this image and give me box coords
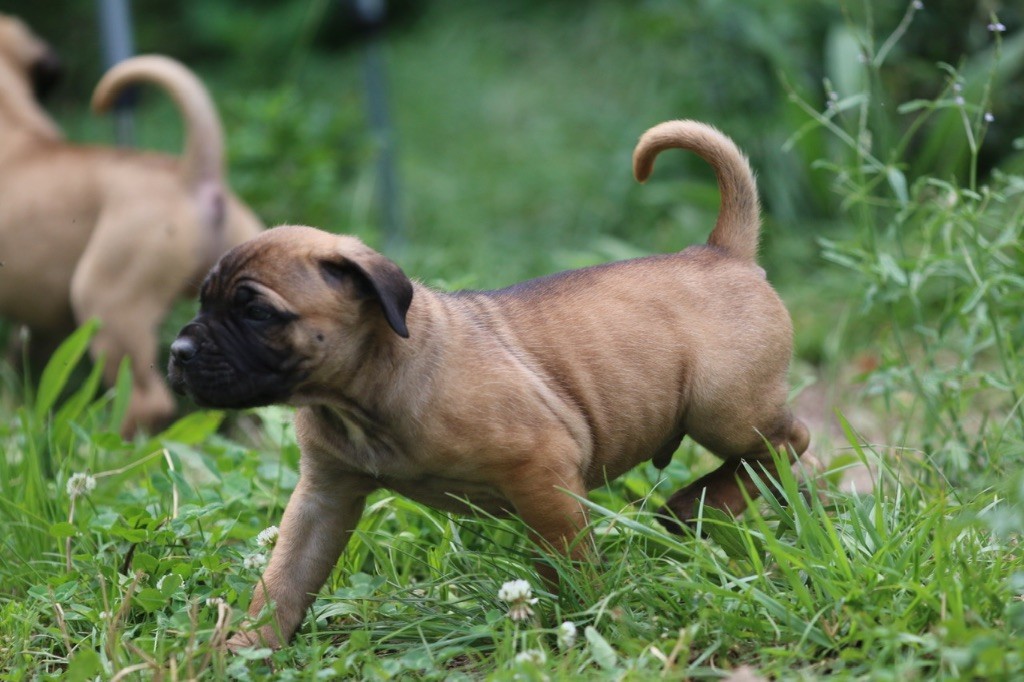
[792,364,886,495]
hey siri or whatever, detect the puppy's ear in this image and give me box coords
[320,254,414,338]
[30,48,63,100]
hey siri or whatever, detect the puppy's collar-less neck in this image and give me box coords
[307,402,404,477]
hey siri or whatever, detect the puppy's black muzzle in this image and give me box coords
[167,318,304,409]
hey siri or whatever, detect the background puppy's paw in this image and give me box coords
[225,630,268,654]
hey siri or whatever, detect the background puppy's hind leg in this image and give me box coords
[71,295,176,437]
[70,224,183,436]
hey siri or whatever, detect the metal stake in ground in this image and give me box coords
[353,0,404,252]
[96,0,136,147]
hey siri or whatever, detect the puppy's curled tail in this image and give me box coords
[92,55,224,199]
[633,120,761,264]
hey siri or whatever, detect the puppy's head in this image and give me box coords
[0,14,62,99]
[168,225,414,409]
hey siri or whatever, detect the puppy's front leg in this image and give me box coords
[502,464,593,585]
[227,466,376,651]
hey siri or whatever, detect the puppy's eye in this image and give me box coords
[243,303,275,322]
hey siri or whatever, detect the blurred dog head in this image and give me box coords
[0,14,62,100]
[167,225,413,409]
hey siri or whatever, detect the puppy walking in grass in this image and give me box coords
[0,15,263,435]
[168,119,809,649]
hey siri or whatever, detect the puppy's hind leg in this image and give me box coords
[657,409,810,533]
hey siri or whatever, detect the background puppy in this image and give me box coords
[168,119,809,649]
[0,14,262,435]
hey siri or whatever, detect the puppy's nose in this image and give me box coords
[170,337,198,364]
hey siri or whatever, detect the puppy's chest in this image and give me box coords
[307,406,510,514]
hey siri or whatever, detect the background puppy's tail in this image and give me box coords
[633,120,761,264]
[92,55,225,206]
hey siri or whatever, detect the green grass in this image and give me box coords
[3,1,1024,679]
[3,368,1023,678]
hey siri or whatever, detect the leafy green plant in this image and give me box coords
[223,82,373,233]
[788,4,1024,480]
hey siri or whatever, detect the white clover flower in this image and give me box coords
[243,552,267,570]
[955,96,965,106]
[514,649,547,666]
[988,22,1006,33]
[985,112,995,123]
[206,597,226,608]
[912,0,923,9]
[66,473,97,499]
[557,620,578,650]
[498,579,538,622]
[498,579,532,602]
[255,525,279,549]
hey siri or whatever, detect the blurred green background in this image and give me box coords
[5,0,1024,362]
